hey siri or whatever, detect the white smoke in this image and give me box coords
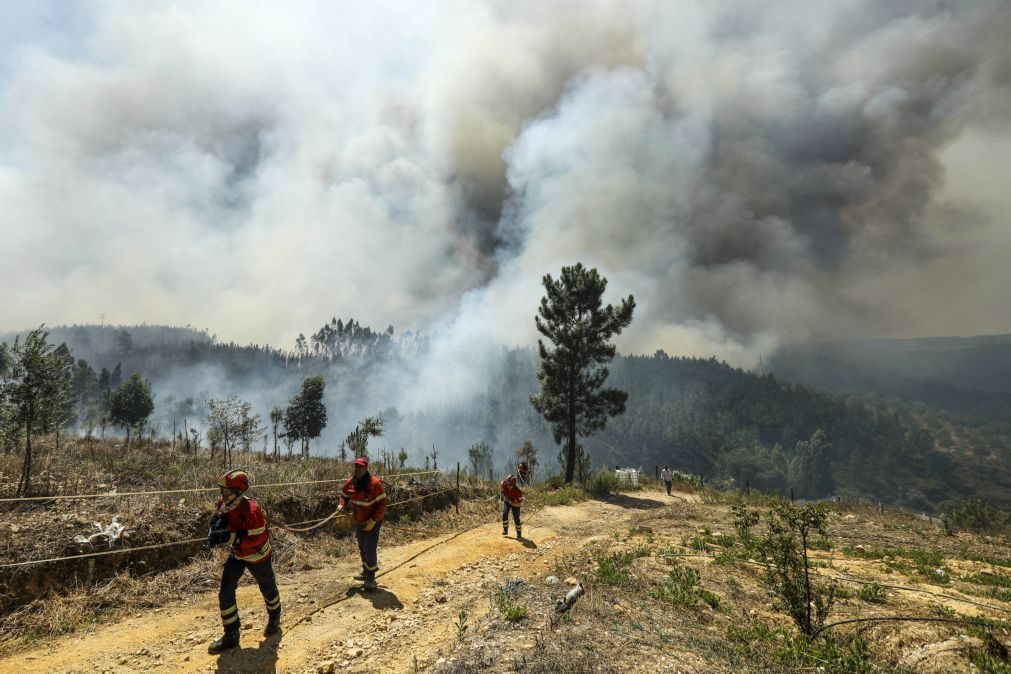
[2,0,1010,388]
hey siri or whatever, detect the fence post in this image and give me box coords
[790,487,794,503]
[489,468,493,483]
[655,465,659,481]
[456,462,460,515]
[745,479,749,495]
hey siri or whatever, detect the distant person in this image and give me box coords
[660,465,673,496]
[517,461,530,486]
[500,474,524,538]
[339,457,387,591]
[207,470,281,654]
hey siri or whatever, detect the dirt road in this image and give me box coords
[1,494,672,673]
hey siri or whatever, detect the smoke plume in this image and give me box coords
[2,0,1010,379]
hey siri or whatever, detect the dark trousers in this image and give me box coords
[664,480,672,495]
[355,522,382,581]
[501,501,521,532]
[219,555,281,630]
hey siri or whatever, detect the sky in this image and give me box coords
[2,0,1010,368]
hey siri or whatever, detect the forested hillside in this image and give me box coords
[3,324,1009,512]
[768,335,1011,422]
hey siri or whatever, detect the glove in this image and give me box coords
[207,517,234,549]
[207,515,230,548]
[362,519,377,532]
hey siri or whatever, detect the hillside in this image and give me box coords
[767,334,1011,422]
[3,323,1010,511]
[0,440,1009,673]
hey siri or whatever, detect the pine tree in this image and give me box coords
[284,376,327,456]
[530,264,635,483]
[108,373,155,445]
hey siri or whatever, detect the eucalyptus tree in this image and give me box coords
[1,327,74,496]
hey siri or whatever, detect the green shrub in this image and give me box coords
[731,620,873,673]
[530,484,587,507]
[761,502,836,637]
[732,504,760,546]
[651,566,697,605]
[857,583,887,604]
[944,499,1010,535]
[594,548,649,586]
[494,591,528,622]
[585,469,621,497]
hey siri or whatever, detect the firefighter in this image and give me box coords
[339,457,387,591]
[517,460,530,486]
[500,473,524,538]
[206,469,281,654]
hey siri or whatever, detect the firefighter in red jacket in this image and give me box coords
[501,474,524,538]
[517,461,530,486]
[339,457,387,591]
[206,469,281,654]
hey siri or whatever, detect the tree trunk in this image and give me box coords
[565,375,577,484]
[17,410,34,497]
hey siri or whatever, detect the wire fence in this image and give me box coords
[0,468,493,570]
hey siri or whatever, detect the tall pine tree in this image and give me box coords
[530,264,635,483]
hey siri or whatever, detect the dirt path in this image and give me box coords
[1,493,677,674]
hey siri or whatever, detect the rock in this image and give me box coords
[522,643,535,650]
[435,594,448,604]
[853,545,866,553]
[317,661,336,674]
[563,577,579,585]
[182,655,190,662]
[544,576,559,585]
[242,623,253,630]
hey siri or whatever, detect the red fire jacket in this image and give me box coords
[339,475,388,524]
[501,477,524,507]
[215,496,272,564]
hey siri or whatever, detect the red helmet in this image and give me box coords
[219,469,249,493]
[505,474,517,486]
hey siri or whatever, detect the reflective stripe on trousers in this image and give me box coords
[502,501,521,529]
[219,554,281,627]
[355,521,382,581]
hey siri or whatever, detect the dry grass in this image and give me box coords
[434,490,1011,673]
[0,435,503,656]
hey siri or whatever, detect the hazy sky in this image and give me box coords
[2,0,1010,367]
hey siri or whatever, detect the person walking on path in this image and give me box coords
[660,465,673,496]
[500,473,524,538]
[207,469,282,654]
[339,457,387,591]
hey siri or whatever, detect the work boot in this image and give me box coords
[502,525,508,536]
[264,611,282,637]
[208,626,240,654]
[363,579,378,592]
[353,571,366,581]
[516,527,523,539]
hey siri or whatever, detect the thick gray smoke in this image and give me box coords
[2,0,1010,383]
